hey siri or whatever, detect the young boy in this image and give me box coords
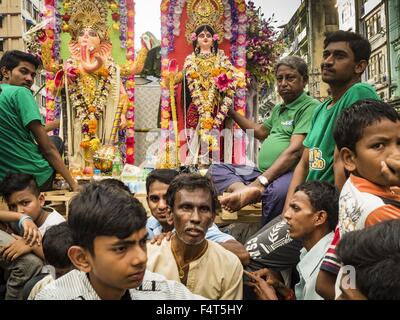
[0,173,65,299]
[35,182,205,300]
[26,222,74,300]
[245,181,339,300]
[318,99,400,298]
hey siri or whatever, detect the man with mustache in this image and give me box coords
[146,169,249,265]
[0,50,78,192]
[35,182,205,300]
[242,31,380,295]
[146,174,243,299]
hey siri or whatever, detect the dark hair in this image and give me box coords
[99,178,131,194]
[146,169,179,194]
[42,222,73,269]
[295,181,339,231]
[0,50,41,80]
[192,24,219,56]
[337,220,400,300]
[68,182,147,254]
[0,173,40,203]
[333,99,400,153]
[324,30,371,63]
[274,56,309,81]
[166,174,220,214]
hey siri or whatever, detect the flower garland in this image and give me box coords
[184,50,245,150]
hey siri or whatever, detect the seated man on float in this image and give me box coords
[208,56,319,226]
[146,174,243,299]
[146,169,249,265]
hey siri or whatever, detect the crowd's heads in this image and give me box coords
[337,220,400,300]
[68,182,147,254]
[146,169,179,194]
[324,30,371,63]
[274,56,309,82]
[294,181,339,231]
[99,178,131,194]
[334,99,400,153]
[0,173,40,204]
[42,222,74,278]
[166,174,220,214]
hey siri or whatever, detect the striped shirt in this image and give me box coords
[320,174,400,275]
[35,269,207,300]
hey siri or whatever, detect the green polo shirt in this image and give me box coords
[0,84,54,186]
[304,83,379,183]
[258,92,319,172]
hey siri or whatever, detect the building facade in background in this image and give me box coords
[279,0,339,101]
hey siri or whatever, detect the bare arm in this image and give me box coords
[316,269,337,300]
[28,120,79,191]
[250,135,305,192]
[44,119,60,133]
[228,108,269,140]
[219,239,250,266]
[333,146,347,192]
[283,148,309,212]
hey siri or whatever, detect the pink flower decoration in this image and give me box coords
[190,33,197,41]
[214,73,233,92]
[213,33,220,41]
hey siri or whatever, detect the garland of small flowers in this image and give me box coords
[184,50,237,151]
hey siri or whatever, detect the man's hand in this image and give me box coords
[381,155,400,186]
[150,231,174,246]
[244,270,279,300]
[0,235,33,262]
[21,219,42,247]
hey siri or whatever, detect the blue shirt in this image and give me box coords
[146,216,234,243]
[295,232,334,300]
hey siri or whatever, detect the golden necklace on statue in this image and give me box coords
[171,236,209,280]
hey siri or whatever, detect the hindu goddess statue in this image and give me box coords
[179,24,245,166]
[63,0,129,169]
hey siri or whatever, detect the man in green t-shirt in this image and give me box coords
[242,31,379,293]
[208,56,319,226]
[0,50,78,191]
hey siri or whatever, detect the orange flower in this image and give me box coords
[88,106,96,113]
[189,71,200,79]
[201,118,214,130]
[211,68,221,77]
[238,3,246,12]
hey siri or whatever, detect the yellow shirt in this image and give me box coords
[147,239,243,300]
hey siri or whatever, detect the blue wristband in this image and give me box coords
[18,214,33,232]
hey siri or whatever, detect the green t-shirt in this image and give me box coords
[0,84,54,186]
[304,83,379,183]
[258,92,319,172]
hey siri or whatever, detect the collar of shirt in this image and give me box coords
[297,232,334,280]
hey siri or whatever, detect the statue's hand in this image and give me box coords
[119,113,127,129]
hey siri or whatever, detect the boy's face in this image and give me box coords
[169,188,214,246]
[147,180,170,225]
[1,61,37,89]
[84,227,148,299]
[341,119,400,186]
[321,41,365,85]
[7,187,44,223]
[284,190,322,241]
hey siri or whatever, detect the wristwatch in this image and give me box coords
[257,175,269,187]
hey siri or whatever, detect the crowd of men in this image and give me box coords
[0,30,400,300]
